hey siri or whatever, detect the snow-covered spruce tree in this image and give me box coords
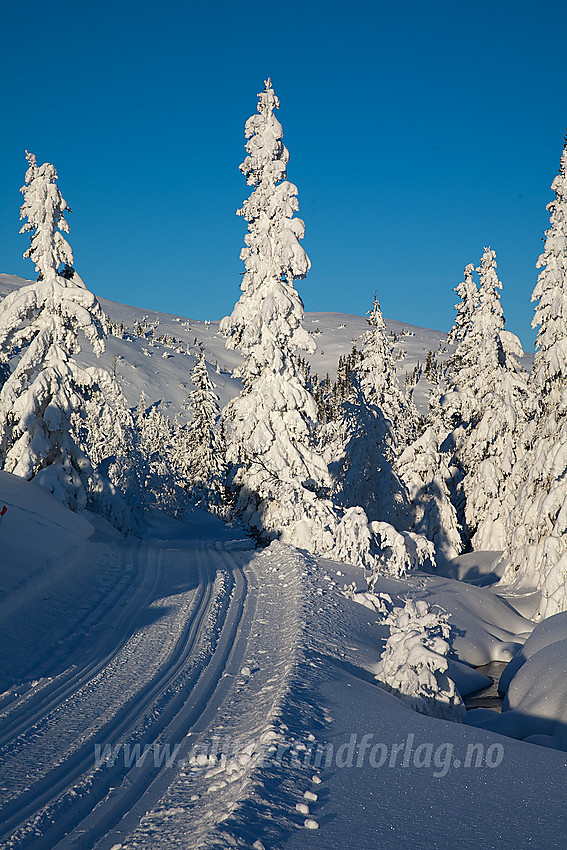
[398,425,464,562]
[530,139,567,412]
[357,296,420,447]
[499,138,567,616]
[446,263,478,346]
[18,152,74,282]
[220,81,436,574]
[375,598,465,721]
[135,393,180,515]
[76,371,142,529]
[221,81,413,571]
[440,248,529,550]
[219,79,337,548]
[177,348,227,512]
[220,79,313,382]
[0,152,136,526]
[330,296,417,529]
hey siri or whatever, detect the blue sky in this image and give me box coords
[1,0,566,348]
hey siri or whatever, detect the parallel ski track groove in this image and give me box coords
[0,539,232,849]
[83,545,250,850]
[0,542,159,751]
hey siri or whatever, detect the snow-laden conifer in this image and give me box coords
[375,598,465,721]
[331,388,411,529]
[0,153,135,526]
[220,79,334,544]
[398,426,463,561]
[76,371,141,529]
[178,348,227,511]
[219,79,313,384]
[531,141,567,411]
[396,319,465,562]
[446,263,478,346]
[367,523,436,582]
[221,82,434,571]
[499,140,567,616]
[357,296,420,447]
[441,249,529,549]
[18,152,74,282]
[135,394,179,514]
[331,296,418,529]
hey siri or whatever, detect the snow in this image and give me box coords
[0,472,94,636]
[499,610,567,692]
[1,274,566,848]
[466,612,567,749]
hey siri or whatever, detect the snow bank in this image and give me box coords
[499,611,567,693]
[467,613,567,750]
[436,550,505,586]
[0,470,93,600]
[0,470,94,691]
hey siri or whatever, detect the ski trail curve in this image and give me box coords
[0,537,243,849]
[1,535,308,850]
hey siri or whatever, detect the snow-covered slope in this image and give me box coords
[0,274,448,418]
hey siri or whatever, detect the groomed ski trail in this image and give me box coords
[0,528,308,850]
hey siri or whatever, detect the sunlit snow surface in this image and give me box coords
[0,274,563,850]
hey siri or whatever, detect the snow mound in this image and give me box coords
[467,634,567,750]
[499,611,567,693]
[466,612,567,750]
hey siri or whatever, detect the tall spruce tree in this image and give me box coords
[531,139,567,411]
[220,79,334,546]
[0,152,135,526]
[440,249,529,549]
[499,138,567,616]
[220,81,436,575]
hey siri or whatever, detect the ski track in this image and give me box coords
[0,532,309,850]
[0,535,236,848]
[109,541,307,850]
[0,542,154,748]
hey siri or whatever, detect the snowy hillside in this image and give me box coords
[0,274,446,417]
[2,272,567,849]
[0,273,533,430]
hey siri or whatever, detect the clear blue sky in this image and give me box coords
[1,0,566,348]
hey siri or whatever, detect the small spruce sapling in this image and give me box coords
[375,598,465,721]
